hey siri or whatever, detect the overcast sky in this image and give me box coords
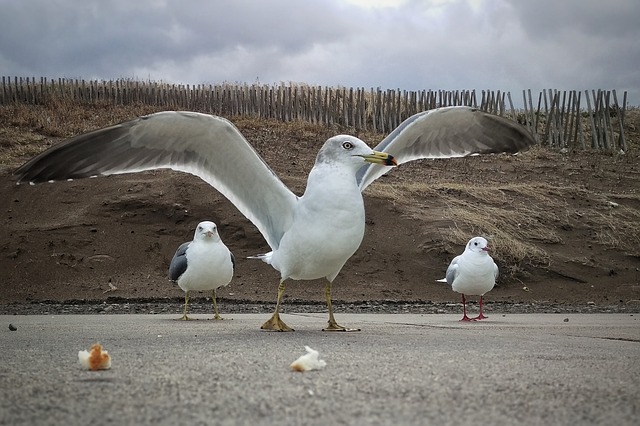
[1,0,638,107]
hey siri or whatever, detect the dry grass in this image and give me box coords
[368,179,640,278]
[581,197,640,255]
[369,182,561,272]
[0,100,166,167]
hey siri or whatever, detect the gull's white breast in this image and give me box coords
[451,255,496,296]
[178,241,233,292]
[271,167,365,281]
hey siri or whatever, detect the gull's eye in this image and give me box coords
[197,226,203,231]
[342,141,354,150]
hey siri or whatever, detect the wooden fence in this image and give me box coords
[0,76,629,151]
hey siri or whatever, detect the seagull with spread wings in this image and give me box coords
[14,106,534,331]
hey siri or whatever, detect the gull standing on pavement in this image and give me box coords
[169,221,235,320]
[438,237,498,321]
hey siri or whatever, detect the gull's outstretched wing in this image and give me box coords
[357,106,535,191]
[14,111,297,250]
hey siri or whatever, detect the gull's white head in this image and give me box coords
[465,236,490,254]
[316,135,397,170]
[194,221,220,242]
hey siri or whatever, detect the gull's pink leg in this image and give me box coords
[474,296,488,320]
[460,294,473,322]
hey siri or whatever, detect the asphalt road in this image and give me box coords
[1,313,639,426]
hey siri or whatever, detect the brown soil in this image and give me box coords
[1,106,639,311]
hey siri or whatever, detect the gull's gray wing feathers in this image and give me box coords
[357,106,535,191]
[14,111,297,250]
[444,255,461,286]
[436,254,461,285]
[169,241,190,282]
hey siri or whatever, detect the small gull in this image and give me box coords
[438,236,499,321]
[14,106,533,331]
[169,220,235,321]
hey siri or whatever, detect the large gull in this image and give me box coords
[438,236,499,321]
[14,106,534,331]
[169,220,235,321]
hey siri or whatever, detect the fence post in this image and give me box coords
[612,90,627,151]
[584,90,598,149]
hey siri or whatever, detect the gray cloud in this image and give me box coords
[0,0,637,106]
[511,0,640,39]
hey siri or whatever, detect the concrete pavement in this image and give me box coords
[1,313,639,425]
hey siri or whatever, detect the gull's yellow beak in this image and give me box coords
[359,150,397,166]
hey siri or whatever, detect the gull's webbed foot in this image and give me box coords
[323,319,361,332]
[261,312,294,332]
